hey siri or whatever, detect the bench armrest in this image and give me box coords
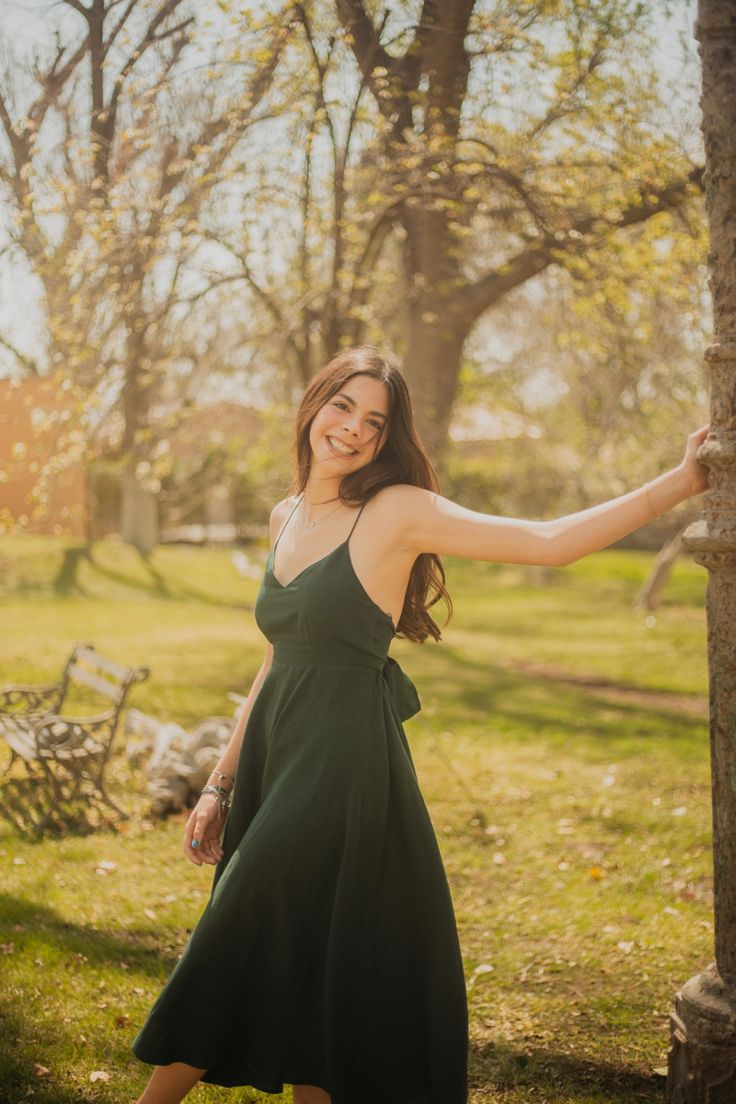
[0,684,62,717]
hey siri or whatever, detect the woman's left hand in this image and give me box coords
[680,423,710,495]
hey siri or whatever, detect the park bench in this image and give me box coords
[0,643,149,836]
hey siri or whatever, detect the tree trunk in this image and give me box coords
[121,462,159,557]
[402,307,467,467]
[633,525,686,613]
[668,2,736,1099]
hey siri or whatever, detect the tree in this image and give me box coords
[270,0,705,461]
[0,0,296,551]
[668,0,736,1097]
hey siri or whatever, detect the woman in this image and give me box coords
[132,345,709,1104]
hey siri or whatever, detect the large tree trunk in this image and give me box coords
[403,306,467,467]
[668,2,736,1099]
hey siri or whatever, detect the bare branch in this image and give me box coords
[0,334,41,375]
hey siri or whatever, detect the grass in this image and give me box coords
[0,534,712,1103]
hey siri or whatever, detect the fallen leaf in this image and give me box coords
[143,908,156,920]
[33,1063,50,1077]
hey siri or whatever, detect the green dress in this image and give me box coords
[132,495,468,1103]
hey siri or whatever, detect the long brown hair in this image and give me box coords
[287,345,452,643]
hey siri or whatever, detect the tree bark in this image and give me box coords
[668,2,736,1099]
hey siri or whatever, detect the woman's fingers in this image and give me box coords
[183,799,225,865]
[183,804,211,865]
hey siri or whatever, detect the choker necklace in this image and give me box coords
[300,492,345,529]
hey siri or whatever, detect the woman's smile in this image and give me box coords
[325,434,358,457]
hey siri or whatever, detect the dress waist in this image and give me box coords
[272,645,384,671]
[270,648,421,723]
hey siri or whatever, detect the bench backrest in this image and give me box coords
[59,644,149,713]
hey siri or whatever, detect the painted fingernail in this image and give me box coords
[192,840,199,848]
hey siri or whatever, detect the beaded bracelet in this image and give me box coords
[210,770,234,790]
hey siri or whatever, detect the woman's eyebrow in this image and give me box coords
[335,392,388,420]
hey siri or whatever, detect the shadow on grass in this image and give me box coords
[470,1038,662,1102]
[0,998,103,1104]
[90,544,254,611]
[53,543,94,596]
[419,644,706,757]
[0,893,181,979]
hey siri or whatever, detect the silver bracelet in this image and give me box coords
[200,785,232,817]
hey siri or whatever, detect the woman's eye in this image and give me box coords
[332,401,383,431]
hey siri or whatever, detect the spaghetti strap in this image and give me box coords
[346,500,367,543]
[273,494,303,553]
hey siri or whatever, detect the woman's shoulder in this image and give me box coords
[371,483,434,514]
[269,495,300,542]
[369,484,435,542]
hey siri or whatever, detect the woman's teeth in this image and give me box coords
[327,436,357,456]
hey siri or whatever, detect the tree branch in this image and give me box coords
[456,166,705,325]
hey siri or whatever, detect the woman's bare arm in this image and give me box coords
[397,425,709,568]
[207,499,288,778]
[209,643,273,780]
[184,502,287,863]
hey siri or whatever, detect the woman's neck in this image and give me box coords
[303,475,342,505]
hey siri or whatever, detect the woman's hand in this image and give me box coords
[679,423,710,496]
[183,795,226,866]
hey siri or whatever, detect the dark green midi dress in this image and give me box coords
[132,496,469,1103]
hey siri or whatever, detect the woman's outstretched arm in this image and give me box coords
[397,424,710,568]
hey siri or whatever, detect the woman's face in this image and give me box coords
[309,374,390,474]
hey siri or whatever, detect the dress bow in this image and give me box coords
[382,655,421,722]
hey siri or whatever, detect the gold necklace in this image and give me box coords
[300,493,345,529]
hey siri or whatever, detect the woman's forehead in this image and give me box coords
[333,375,390,415]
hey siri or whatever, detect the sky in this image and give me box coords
[0,0,702,387]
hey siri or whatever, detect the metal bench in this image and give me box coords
[0,643,149,836]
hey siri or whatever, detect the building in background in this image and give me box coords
[0,377,87,537]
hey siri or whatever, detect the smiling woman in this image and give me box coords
[131,345,708,1104]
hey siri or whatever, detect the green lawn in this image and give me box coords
[0,535,712,1103]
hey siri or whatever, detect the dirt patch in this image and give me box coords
[496,657,708,718]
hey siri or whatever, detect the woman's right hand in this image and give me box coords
[183,795,226,866]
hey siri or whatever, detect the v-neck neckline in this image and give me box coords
[266,543,396,634]
[267,541,347,590]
